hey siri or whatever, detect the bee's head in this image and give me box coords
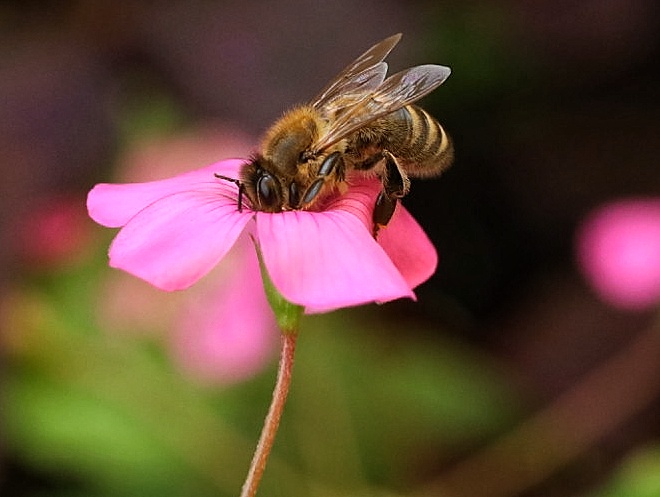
[242,154,302,212]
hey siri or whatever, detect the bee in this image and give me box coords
[217,33,453,236]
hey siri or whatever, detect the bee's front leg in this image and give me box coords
[372,150,409,237]
[300,151,345,207]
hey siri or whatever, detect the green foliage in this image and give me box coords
[588,447,660,497]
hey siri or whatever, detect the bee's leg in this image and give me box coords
[372,150,409,237]
[319,150,345,179]
[373,193,396,237]
[300,151,345,207]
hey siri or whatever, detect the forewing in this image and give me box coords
[311,33,401,110]
[313,64,451,151]
[314,63,388,116]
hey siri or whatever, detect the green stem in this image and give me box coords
[239,331,298,497]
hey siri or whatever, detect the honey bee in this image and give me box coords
[217,33,453,236]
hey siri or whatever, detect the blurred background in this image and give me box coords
[1,1,660,496]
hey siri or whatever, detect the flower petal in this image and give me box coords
[87,159,244,227]
[257,200,414,311]
[109,184,253,291]
[377,204,438,289]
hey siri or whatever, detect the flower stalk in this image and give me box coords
[240,244,302,497]
[240,330,298,497]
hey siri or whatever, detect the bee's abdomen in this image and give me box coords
[392,105,453,176]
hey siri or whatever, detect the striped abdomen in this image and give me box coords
[347,104,453,178]
[390,104,453,176]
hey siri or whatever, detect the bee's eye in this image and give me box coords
[256,174,280,209]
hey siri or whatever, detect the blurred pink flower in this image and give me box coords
[172,233,277,383]
[576,198,660,310]
[16,195,93,268]
[87,158,437,311]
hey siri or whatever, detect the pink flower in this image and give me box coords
[576,198,660,310]
[17,194,93,268]
[171,233,278,383]
[87,158,437,311]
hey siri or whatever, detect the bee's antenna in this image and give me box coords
[214,173,245,212]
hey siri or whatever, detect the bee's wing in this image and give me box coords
[313,64,451,152]
[311,34,402,110]
[313,63,389,115]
